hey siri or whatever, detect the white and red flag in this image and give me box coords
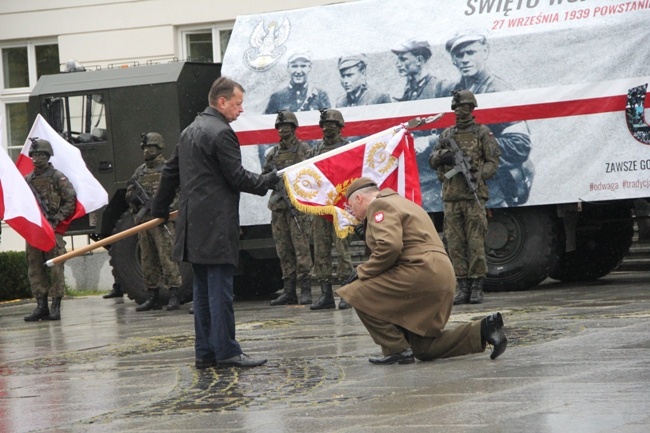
[281,124,422,238]
[0,117,56,251]
[15,114,108,234]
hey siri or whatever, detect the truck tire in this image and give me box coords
[549,203,633,282]
[484,206,560,292]
[233,252,283,299]
[108,211,193,305]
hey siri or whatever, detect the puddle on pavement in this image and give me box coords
[128,357,350,415]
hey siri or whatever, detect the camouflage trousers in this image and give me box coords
[312,215,352,282]
[443,200,488,278]
[138,221,182,289]
[26,233,66,298]
[271,209,312,280]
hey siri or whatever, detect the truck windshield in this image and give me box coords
[45,93,107,144]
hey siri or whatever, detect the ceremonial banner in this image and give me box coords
[282,124,421,237]
[0,117,56,251]
[16,114,108,233]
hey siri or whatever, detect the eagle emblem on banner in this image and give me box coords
[244,18,290,71]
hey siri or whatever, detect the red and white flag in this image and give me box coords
[0,117,56,251]
[282,124,422,238]
[16,114,108,234]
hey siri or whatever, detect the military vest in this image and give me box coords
[27,166,64,220]
[439,124,490,201]
[267,137,308,211]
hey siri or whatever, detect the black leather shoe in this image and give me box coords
[103,286,123,299]
[217,353,267,368]
[481,312,507,360]
[195,358,217,369]
[338,299,351,310]
[368,348,414,365]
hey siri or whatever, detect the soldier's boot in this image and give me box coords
[48,297,62,321]
[136,289,162,312]
[166,287,180,311]
[299,278,312,305]
[469,278,484,304]
[270,277,297,306]
[310,281,335,310]
[103,283,124,299]
[338,298,351,310]
[24,295,50,322]
[453,278,471,305]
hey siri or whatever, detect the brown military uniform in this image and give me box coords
[337,189,487,359]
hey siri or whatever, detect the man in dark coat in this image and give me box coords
[337,178,507,365]
[152,77,280,369]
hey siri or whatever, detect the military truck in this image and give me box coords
[221,0,650,292]
[28,1,650,298]
[28,61,282,303]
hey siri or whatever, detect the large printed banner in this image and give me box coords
[223,0,650,225]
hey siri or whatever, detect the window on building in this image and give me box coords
[181,25,233,64]
[1,41,59,160]
[2,47,29,89]
[5,101,28,160]
[35,44,60,79]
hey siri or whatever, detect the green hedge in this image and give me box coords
[0,251,31,301]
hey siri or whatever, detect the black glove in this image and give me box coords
[342,268,358,286]
[261,169,281,190]
[439,149,455,166]
[353,223,365,240]
[150,204,170,222]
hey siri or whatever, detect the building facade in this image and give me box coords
[0,0,354,251]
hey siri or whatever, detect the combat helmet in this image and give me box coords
[28,138,54,157]
[451,90,478,110]
[275,110,299,129]
[319,108,345,128]
[140,132,165,149]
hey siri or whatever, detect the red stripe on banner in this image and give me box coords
[236,94,632,146]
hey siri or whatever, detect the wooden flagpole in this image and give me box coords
[45,211,178,267]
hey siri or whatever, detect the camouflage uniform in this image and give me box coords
[24,139,76,322]
[429,91,500,304]
[309,109,354,310]
[265,111,313,306]
[125,133,182,311]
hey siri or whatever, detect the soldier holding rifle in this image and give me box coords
[23,138,77,322]
[264,110,314,306]
[429,90,500,304]
[125,132,182,312]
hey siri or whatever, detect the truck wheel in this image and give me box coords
[108,211,193,305]
[233,252,283,299]
[549,203,633,282]
[484,206,560,292]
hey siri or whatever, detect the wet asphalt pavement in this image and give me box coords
[1,272,650,433]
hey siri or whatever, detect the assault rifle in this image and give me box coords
[132,180,172,236]
[27,181,54,226]
[443,136,482,207]
[132,180,152,223]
